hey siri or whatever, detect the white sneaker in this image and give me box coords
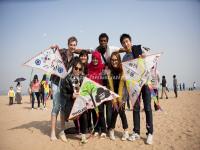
[146,134,153,145]
[121,131,129,141]
[58,130,68,142]
[81,134,88,144]
[109,130,115,140]
[100,133,106,139]
[50,132,58,141]
[94,132,99,137]
[128,132,140,141]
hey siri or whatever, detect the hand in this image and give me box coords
[112,102,119,112]
[72,92,79,99]
[104,66,110,75]
[50,44,59,50]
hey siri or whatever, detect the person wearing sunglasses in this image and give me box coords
[59,58,89,144]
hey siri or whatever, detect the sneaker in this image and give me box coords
[31,108,34,110]
[128,132,140,141]
[58,130,68,142]
[121,131,129,141]
[100,133,106,139]
[94,132,99,137]
[50,135,58,141]
[81,134,88,144]
[109,130,115,140]
[166,97,168,99]
[50,131,58,141]
[146,133,153,145]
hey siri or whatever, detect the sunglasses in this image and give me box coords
[111,59,118,62]
[74,66,82,71]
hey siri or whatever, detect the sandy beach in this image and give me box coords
[0,90,200,150]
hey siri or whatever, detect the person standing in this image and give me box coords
[50,36,78,140]
[31,75,40,109]
[8,86,15,105]
[87,51,107,138]
[59,58,88,144]
[173,75,178,98]
[193,82,196,90]
[15,82,22,104]
[179,83,182,91]
[120,33,153,145]
[182,83,185,91]
[160,76,168,99]
[150,66,161,111]
[107,52,129,141]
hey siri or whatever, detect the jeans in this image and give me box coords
[110,106,128,130]
[133,85,153,134]
[51,83,61,116]
[32,92,40,108]
[93,103,107,133]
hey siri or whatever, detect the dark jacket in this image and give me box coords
[60,73,84,119]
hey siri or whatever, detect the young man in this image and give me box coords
[50,36,78,141]
[120,33,153,145]
[173,75,178,98]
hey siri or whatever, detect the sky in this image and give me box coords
[0,0,200,94]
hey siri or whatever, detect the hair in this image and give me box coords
[16,82,20,86]
[173,74,176,78]
[99,33,109,42]
[162,75,165,79]
[110,52,122,73]
[71,57,83,73]
[79,50,89,61]
[120,33,132,44]
[33,74,38,83]
[42,74,47,81]
[68,36,78,45]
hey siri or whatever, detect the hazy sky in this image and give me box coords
[0,0,200,94]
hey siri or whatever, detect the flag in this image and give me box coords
[69,77,119,120]
[122,53,161,107]
[24,48,67,78]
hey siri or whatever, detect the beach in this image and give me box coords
[0,90,200,150]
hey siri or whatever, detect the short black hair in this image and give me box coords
[99,33,109,42]
[79,50,88,60]
[120,33,132,44]
[173,75,176,78]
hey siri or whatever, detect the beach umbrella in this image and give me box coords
[14,77,26,82]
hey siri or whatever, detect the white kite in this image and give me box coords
[122,53,161,107]
[69,77,119,120]
[24,48,67,78]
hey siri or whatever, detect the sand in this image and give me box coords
[0,90,200,150]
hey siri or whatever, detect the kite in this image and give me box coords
[24,48,67,78]
[122,53,161,107]
[68,77,119,120]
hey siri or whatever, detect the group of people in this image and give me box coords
[29,74,51,110]
[49,33,154,145]
[8,82,22,105]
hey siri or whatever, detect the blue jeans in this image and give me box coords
[51,83,61,116]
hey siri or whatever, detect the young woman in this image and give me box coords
[87,51,107,138]
[106,52,129,141]
[79,50,88,75]
[59,58,88,144]
[31,75,40,109]
[40,74,50,110]
[15,82,22,104]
